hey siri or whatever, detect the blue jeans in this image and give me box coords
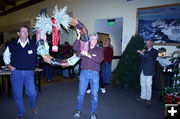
[56,55,63,75]
[76,70,99,113]
[63,69,69,78]
[101,62,112,84]
[10,70,37,116]
[43,63,53,81]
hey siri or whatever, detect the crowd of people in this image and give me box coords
[1,17,158,119]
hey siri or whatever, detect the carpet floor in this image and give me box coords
[0,75,164,119]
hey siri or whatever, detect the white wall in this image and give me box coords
[95,18,123,71]
[0,0,179,58]
[95,18,123,56]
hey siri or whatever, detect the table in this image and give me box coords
[34,68,43,92]
[0,70,11,96]
[0,68,43,97]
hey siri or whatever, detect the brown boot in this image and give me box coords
[146,100,151,105]
[136,97,145,102]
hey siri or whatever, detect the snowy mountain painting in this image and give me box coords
[137,4,180,44]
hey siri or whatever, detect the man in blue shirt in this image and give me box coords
[3,26,37,119]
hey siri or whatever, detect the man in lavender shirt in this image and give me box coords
[73,29,104,119]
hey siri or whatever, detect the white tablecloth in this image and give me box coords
[156,57,172,67]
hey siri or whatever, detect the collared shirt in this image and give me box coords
[73,39,104,71]
[3,38,30,65]
[147,47,152,52]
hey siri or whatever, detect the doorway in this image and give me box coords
[95,17,123,71]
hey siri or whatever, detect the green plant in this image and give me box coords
[112,35,144,89]
[161,48,180,105]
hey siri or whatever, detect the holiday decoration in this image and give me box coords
[166,94,180,104]
[51,5,71,52]
[33,5,89,67]
[158,47,166,57]
[112,35,144,89]
[69,17,89,55]
[34,5,71,52]
[160,47,180,105]
[34,14,52,37]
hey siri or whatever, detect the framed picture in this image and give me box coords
[126,0,136,2]
[136,3,180,46]
[97,32,109,47]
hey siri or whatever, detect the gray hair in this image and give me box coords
[89,33,98,40]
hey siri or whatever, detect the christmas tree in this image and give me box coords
[112,35,144,89]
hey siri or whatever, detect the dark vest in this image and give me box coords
[9,39,37,70]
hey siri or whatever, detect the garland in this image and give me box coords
[34,5,71,52]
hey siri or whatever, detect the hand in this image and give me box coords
[76,28,81,40]
[81,51,91,58]
[42,54,53,64]
[81,50,88,56]
[141,49,146,53]
[61,59,70,68]
[137,50,142,54]
[7,64,16,72]
[137,50,144,55]
[69,17,78,26]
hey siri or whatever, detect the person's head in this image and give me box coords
[145,39,153,49]
[64,41,70,47]
[17,26,29,41]
[89,33,98,48]
[105,38,111,47]
[98,41,103,47]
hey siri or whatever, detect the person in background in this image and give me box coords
[73,30,104,119]
[0,41,5,67]
[3,26,38,119]
[55,44,64,75]
[101,38,114,85]
[98,41,106,93]
[62,41,73,78]
[43,40,56,82]
[136,39,158,106]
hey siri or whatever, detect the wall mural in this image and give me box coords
[136,3,180,46]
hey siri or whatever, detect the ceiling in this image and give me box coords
[0,0,45,17]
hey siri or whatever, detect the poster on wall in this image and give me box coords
[97,32,109,47]
[136,3,180,46]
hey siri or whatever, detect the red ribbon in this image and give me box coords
[51,17,59,52]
